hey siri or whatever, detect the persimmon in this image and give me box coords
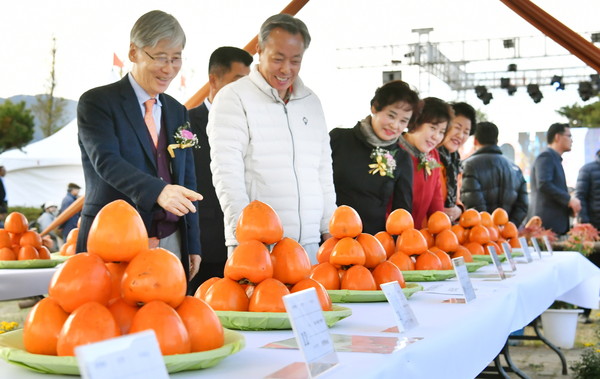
[63,243,76,256]
[176,296,224,352]
[236,200,283,244]
[464,241,485,255]
[57,302,120,356]
[248,278,290,312]
[427,211,451,234]
[372,261,406,289]
[485,241,502,256]
[65,228,79,245]
[374,231,396,258]
[18,245,39,260]
[388,252,415,271]
[19,230,43,249]
[459,209,481,228]
[224,240,273,284]
[487,225,500,242]
[396,228,428,255]
[0,247,16,260]
[480,211,493,227]
[492,208,509,226]
[122,248,187,308]
[452,245,474,262]
[4,212,28,234]
[415,250,443,270]
[291,278,333,311]
[451,224,467,245]
[429,247,453,270]
[309,262,341,290]
[435,229,459,253]
[316,237,339,263]
[386,208,414,235]
[329,205,363,239]
[356,233,386,269]
[108,298,139,335]
[23,297,69,355]
[341,264,376,290]
[37,245,51,260]
[419,228,435,248]
[204,277,249,311]
[194,277,221,300]
[105,261,128,304]
[129,300,191,355]
[0,230,10,248]
[469,225,491,245]
[501,221,518,239]
[329,237,366,268]
[87,199,148,262]
[49,253,112,312]
[9,232,21,246]
[271,237,312,285]
[509,237,521,248]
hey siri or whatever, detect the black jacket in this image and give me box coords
[330,123,412,234]
[576,154,600,230]
[461,145,528,226]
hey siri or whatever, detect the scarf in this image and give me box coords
[438,146,461,207]
[398,133,440,180]
[359,116,400,147]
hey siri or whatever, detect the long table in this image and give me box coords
[1,251,599,378]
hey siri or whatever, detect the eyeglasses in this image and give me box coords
[143,49,183,68]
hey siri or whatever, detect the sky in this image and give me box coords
[1,0,599,183]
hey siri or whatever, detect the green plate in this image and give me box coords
[466,261,488,272]
[327,283,423,303]
[0,328,244,375]
[215,305,352,331]
[50,252,71,262]
[471,254,507,263]
[401,270,456,282]
[0,258,62,269]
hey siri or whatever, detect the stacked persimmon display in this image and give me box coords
[0,212,52,261]
[196,200,333,312]
[310,205,406,291]
[22,200,224,357]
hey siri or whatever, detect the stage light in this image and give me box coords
[500,78,510,89]
[590,74,600,91]
[527,84,543,103]
[550,75,565,91]
[503,39,515,48]
[592,32,600,43]
[508,63,517,72]
[578,81,595,101]
[475,85,493,105]
[507,85,517,96]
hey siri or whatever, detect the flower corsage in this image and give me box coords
[417,154,441,178]
[168,122,200,158]
[368,147,397,178]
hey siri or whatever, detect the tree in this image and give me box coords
[0,100,35,153]
[31,36,68,137]
[557,99,600,128]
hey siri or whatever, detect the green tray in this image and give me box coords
[401,270,456,282]
[0,257,62,269]
[0,328,244,375]
[466,261,488,272]
[327,283,423,303]
[215,305,351,331]
[471,254,507,263]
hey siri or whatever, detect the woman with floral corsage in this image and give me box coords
[330,80,419,234]
[398,97,452,228]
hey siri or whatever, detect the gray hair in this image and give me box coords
[130,10,186,49]
[258,14,311,50]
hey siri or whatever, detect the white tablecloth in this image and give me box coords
[1,251,599,379]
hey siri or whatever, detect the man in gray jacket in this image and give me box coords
[461,122,528,226]
[206,14,336,262]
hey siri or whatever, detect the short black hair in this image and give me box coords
[370,80,420,125]
[68,183,81,191]
[208,46,253,76]
[547,123,569,144]
[409,97,452,132]
[474,121,499,145]
[451,102,476,135]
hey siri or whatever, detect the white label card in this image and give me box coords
[501,242,517,272]
[530,238,543,259]
[451,257,476,302]
[283,288,338,377]
[486,245,506,280]
[518,237,533,263]
[75,330,168,379]
[542,235,554,255]
[381,281,419,332]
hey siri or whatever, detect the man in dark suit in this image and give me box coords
[529,123,581,235]
[76,10,202,280]
[0,166,7,209]
[188,47,252,293]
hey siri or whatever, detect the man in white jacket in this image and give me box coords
[206,14,336,262]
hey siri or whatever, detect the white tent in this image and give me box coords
[0,119,84,207]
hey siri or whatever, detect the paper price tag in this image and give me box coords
[501,242,517,272]
[530,238,543,259]
[451,257,476,302]
[381,281,418,332]
[283,288,338,377]
[542,235,554,256]
[486,245,506,280]
[75,330,168,379]
[518,237,533,263]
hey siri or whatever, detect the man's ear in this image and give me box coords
[128,43,137,63]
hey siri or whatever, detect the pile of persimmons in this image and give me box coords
[22,200,224,357]
[196,200,333,312]
[0,212,52,260]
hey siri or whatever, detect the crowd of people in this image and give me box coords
[1,10,598,295]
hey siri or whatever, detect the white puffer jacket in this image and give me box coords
[207,66,336,247]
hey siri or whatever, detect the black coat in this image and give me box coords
[576,154,600,230]
[461,145,528,226]
[330,123,412,234]
[528,148,571,234]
